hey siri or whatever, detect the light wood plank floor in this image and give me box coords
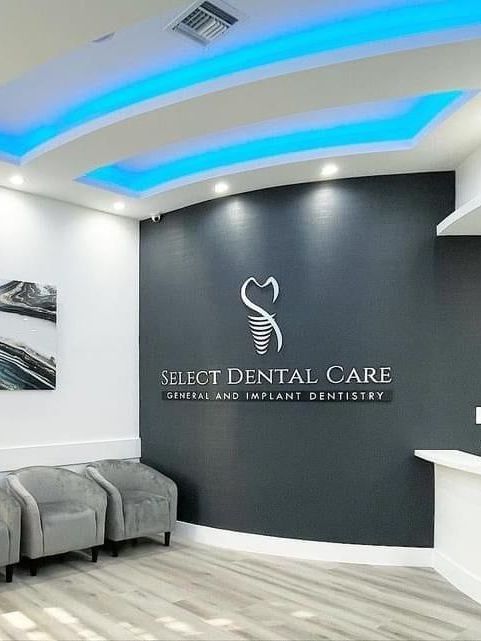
[0,539,480,640]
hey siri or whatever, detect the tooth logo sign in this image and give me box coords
[240,277,283,355]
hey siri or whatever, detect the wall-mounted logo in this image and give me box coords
[161,276,394,403]
[240,277,283,355]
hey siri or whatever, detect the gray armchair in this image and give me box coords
[6,466,107,575]
[86,460,177,555]
[0,489,21,582]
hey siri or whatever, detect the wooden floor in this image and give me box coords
[0,539,480,641]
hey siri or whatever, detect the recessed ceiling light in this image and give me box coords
[113,201,125,212]
[214,181,229,195]
[9,174,24,186]
[320,163,339,178]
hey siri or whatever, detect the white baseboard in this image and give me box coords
[176,521,433,566]
[433,550,481,606]
[0,437,141,472]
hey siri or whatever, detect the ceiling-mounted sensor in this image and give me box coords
[169,1,239,45]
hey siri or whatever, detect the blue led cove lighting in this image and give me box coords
[79,91,466,196]
[0,0,481,160]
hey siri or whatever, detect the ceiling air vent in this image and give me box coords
[171,1,239,45]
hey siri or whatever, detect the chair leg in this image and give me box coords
[164,532,171,547]
[111,541,119,558]
[29,559,38,577]
[91,547,99,563]
[5,565,13,583]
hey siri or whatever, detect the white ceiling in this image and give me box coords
[0,0,480,219]
[0,1,174,86]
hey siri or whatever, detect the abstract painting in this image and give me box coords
[0,280,57,390]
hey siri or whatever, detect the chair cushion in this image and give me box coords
[0,521,9,566]
[121,490,170,539]
[38,501,97,556]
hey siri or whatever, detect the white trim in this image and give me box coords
[0,437,141,472]
[434,551,481,606]
[175,521,433,566]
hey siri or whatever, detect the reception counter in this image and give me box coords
[415,449,481,605]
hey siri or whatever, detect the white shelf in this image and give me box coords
[415,449,481,476]
[437,195,481,236]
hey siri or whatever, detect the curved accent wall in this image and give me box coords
[140,173,481,548]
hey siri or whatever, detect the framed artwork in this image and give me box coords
[0,280,57,390]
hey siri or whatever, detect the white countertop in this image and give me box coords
[415,449,481,476]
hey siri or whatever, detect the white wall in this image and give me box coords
[456,145,481,209]
[0,187,140,471]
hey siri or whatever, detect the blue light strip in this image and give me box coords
[79,91,466,196]
[1,0,481,160]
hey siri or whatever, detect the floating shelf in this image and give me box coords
[415,449,481,476]
[437,194,481,236]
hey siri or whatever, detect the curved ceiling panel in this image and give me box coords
[0,0,481,163]
[78,91,469,196]
[27,39,481,179]
[3,90,479,220]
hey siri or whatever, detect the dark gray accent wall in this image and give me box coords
[140,172,481,547]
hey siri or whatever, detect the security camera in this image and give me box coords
[151,213,164,223]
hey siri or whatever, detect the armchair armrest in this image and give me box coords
[5,476,43,559]
[0,489,20,564]
[85,467,124,540]
[130,464,178,529]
